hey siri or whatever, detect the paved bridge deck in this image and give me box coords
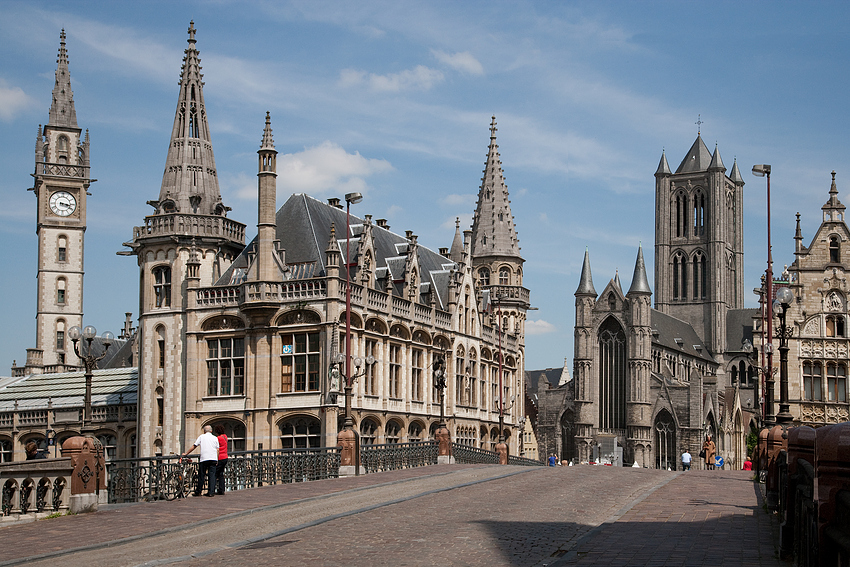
[0,465,784,567]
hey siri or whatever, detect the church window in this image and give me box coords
[608,293,616,310]
[279,417,321,449]
[739,361,749,387]
[411,348,423,401]
[674,192,688,237]
[207,337,245,396]
[386,420,402,443]
[827,363,847,402]
[598,317,626,430]
[359,418,378,445]
[58,236,67,262]
[672,254,687,300]
[389,344,402,399]
[654,410,677,470]
[56,278,66,305]
[479,268,490,287]
[499,268,510,285]
[280,332,319,393]
[693,191,706,236]
[692,252,707,299]
[830,236,840,263]
[153,266,171,308]
[803,362,823,401]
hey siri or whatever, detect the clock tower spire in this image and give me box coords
[25,30,93,374]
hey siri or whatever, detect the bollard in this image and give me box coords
[61,436,106,514]
[435,425,454,464]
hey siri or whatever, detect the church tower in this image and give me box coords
[470,116,530,421]
[28,30,92,373]
[654,135,745,355]
[122,23,245,456]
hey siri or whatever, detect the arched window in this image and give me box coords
[386,421,402,443]
[692,252,707,299]
[479,268,490,287]
[598,317,626,430]
[654,410,676,470]
[499,268,510,285]
[153,266,171,308]
[210,420,246,452]
[693,191,706,236]
[58,236,67,262]
[830,236,840,263]
[674,191,688,237]
[455,348,466,406]
[0,438,11,463]
[56,278,66,305]
[672,253,687,300]
[359,418,378,445]
[97,434,117,462]
[56,320,65,352]
[408,422,423,442]
[279,416,321,449]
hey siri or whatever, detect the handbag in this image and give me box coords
[699,449,706,458]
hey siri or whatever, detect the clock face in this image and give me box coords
[49,191,77,217]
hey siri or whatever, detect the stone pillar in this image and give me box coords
[765,424,787,510]
[337,427,363,476]
[815,421,850,564]
[62,436,105,514]
[495,440,508,465]
[781,425,816,557]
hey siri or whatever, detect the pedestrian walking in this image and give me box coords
[182,425,219,497]
[214,424,228,495]
[701,435,716,470]
[681,450,692,471]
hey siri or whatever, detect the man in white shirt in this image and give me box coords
[183,425,219,497]
[681,450,692,471]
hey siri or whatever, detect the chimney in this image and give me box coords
[327,197,342,209]
[376,219,389,229]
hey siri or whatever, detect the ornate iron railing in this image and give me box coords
[508,454,545,466]
[451,443,500,464]
[107,455,197,503]
[223,447,340,490]
[361,441,437,473]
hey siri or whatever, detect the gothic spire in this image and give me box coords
[449,217,464,263]
[575,249,596,296]
[470,116,522,261]
[708,143,726,172]
[655,150,671,177]
[822,170,845,217]
[729,158,744,185]
[48,29,78,128]
[627,244,652,295]
[157,21,224,216]
[260,111,275,151]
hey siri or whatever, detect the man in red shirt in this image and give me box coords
[214,424,228,495]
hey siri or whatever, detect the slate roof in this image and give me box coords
[218,193,458,310]
[650,309,717,363]
[726,308,758,353]
[0,367,137,411]
[675,135,713,174]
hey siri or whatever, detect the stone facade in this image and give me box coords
[761,172,850,426]
[124,25,529,458]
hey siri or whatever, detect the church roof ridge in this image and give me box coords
[48,29,78,129]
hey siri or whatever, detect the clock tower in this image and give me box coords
[26,30,92,373]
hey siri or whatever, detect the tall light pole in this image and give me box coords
[774,286,795,424]
[753,164,775,426]
[68,325,113,433]
[337,191,363,475]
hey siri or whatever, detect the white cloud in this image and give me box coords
[339,65,444,92]
[0,81,32,121]
[432,50,484,75]
[442,193,476,206]
[526,320,557,335]
[276,141,393,197]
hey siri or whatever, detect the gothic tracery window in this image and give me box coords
[598,317,626,430]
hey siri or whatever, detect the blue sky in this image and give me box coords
[1,1,849,374]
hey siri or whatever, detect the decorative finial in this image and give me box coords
[695,114,703,134]
[490,115,497,139]
[188,21,196,42]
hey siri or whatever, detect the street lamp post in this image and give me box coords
[432,350,453,462]
[774,287,795,424]
[753,164,775,426]
[336,191,364,475]
[68,325,113,433]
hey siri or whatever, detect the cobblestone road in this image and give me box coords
[0,465,784,567]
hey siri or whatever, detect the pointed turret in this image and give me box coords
[708,144,726,172]
[156,21,225,216]
[655,150,671,177]
[627,245,652,295]
[449,217,464,263]
[613,270,622,293]
[675,134,712,174]
[729,158,744,185]
[795,212,803,253]
[575,249,596,296]
[253,112,280,282]
[48,30,78,128]
[470,116,522,260]
[822,170,846,223]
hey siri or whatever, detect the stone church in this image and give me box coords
[534,135,759,469]
[120,24,530,458]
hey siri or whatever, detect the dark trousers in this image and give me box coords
[197,459,216,496]
[215,458,228,494]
